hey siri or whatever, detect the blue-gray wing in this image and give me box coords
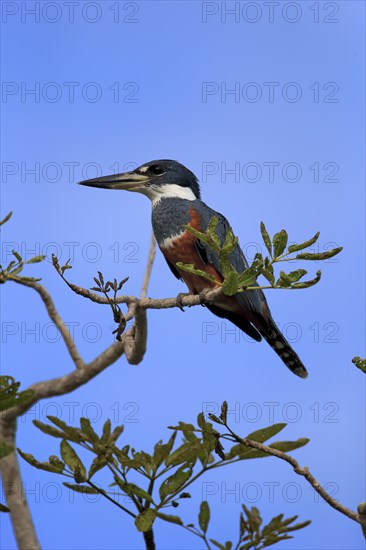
[193,200,264,315]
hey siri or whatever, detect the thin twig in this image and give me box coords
[48,279,222,311]
[9,278,84,370]
[86,480,136,519]
[141,233,156,299]
[224,425,360,525]
[142,528,156,550]
[124,233,156,364]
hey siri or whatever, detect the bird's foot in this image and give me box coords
[176,292,190,311]
[199,289,212,307]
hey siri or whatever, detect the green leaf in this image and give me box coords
[261,265,275,286]
[277,271,292,288]
[97,271,104,285]
[17,449,64,474]
[273,514,297,529]
[238,267,258,288]
[9,265,23,276]
[114,478,154,504]
[0,377,20,394]
[134,509,156,532]
[199,501,210,534]
[210,540,227,550]
[80,418,99,444]
[12,250,22,263]
[100,419,111,445]
[197,412,208,430]
[159,465,192,500]
[60,440,86,482]
[222,226,238,255]
[261,513,284,536]
[272,230,288,258]
[285,269,307,283]
[239,511,248,537]
[221,271,240,296]
[291,270,321,289]
[241,438,310,459]
[0,389,34,412]
[244,505,262,534]
[156,511,183,525]
[47,416,84,443]
[269,438,310,453]
[252,253,264,271]
[115,447,134,469]
[153,432,177,468]
[168,422,196,433]
[5,260,16,272]
[63,483,100,494]
[25,255,46,264]
[214,439,225,461]
[183,224,211,246]
[208,413,223,425]
[110,424,124,443]
[352,356,366,374]
[280,519,311,533]
[0,503,10,513]
[61,259,72,275]
[0,382,34,411]
[165,442,200,467]
[131,450,153,473]
[49,455,65,471]
[287,232,320,253]
[229,424,287,459]
[176,262,217,282]
[207,217,221,249]
[247,423,287,443]
[88,455,109,479]
[220,401,228,424]
[0,211,12,226]
[33,420,65,439]
[260,222,272,257]
[296,247,342,261]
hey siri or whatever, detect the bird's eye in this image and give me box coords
[150,165,164,176]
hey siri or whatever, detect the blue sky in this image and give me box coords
[1,1,365,549]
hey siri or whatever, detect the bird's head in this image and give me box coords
[78,159,201,204]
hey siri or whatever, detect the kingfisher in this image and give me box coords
[79,159,308,378]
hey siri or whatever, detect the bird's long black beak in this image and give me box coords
[78,170,149,191]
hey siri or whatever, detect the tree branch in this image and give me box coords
[124,305,147,365]
[2,333,128,421]
[2,290,220,424]
[124,233,156,365]
[4,262,189,420]
[9,278,84,370]
[48,278,222,311]
[143,528,156,550]
[141,233,156,300]
[0,418,41,550]
[0,243,160,548]
[224,426,360,525]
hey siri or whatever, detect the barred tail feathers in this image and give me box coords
[260,321,308,379]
